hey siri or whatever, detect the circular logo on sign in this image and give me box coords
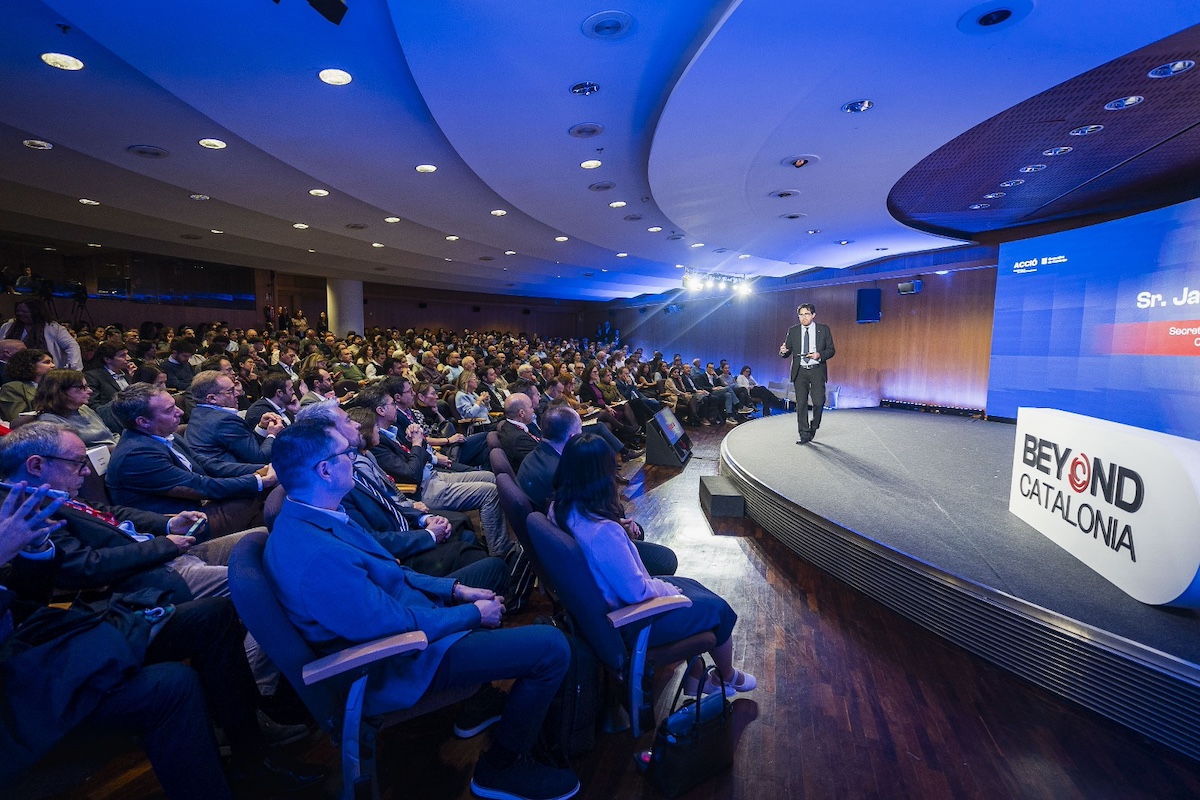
[1068,453,1090,493]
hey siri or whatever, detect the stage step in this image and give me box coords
[700,475,744,518]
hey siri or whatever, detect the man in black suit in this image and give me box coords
[496,392,540,470]
[780,302,836,444]
[85,342,132,407]
[266,342,301,382]
[245,374,296,430]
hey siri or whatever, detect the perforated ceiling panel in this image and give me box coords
[889,25,1200,239]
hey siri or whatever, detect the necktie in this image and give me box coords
[353,467,410,531]
[802,327,810,359]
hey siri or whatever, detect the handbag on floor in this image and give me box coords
[647,657,734,797]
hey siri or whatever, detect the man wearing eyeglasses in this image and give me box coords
[780,303,836,444]
[184,370,284,470]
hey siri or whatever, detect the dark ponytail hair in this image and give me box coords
[552,432,623,531]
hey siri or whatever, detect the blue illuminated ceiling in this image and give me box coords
[0,1,1197,300]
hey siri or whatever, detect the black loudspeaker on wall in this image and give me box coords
[897,279,923,295]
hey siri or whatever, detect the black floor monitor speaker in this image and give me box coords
[646,407,692,468]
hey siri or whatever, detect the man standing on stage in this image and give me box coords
[780,303,835,444]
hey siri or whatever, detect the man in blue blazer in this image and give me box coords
[779,302,836,444]
[264,420,578,800]
[185,371,282,469]
[108,384,277,537]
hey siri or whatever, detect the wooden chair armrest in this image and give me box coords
[606,594,692,629]
[302,631,428,685]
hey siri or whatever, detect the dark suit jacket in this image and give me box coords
[161,358,196,392]
[44,499,192,602]
[496,419,539,470]
[107,429,261,515]
[267,363,300,382]
[264,499,476,712]
[370,433,431,496]
[781,321,835,381]
[84,368,127,408]
[244,397,293,430]
[516,441,560,512]
[0,381,37,422]
[184,405,273,469]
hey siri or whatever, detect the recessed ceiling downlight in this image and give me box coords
[580,159,602,169]
[647,226,662,233]
[415,164,437,173]
[309,189,329,197]
[1069,125,1103,136]
[738,254,751,259]
[609,201,627,208]
[1019,164,1046,173]
[568,123,605,138]
[841,99,873,113]
[490,210,507,217]
[198,138,227,150]
[384,217,401,223]
[23,139,54,150]
[78,198,100,205]
[127,144,169,159]
[588,182,615,191]
[555,236,569,242]
[1043,146,1072,156]
[293,223,309,229]
[189,194,210,201]
[1148,60,1194,79]
[445,235,459,241]
[616,252,628,258]
[1000,179,1025,187]
[504,250,517,255]
[582,10,634,40]
[372,242,385,248]
[570,81,600,96]
[41,52,84,71]
[956,1,1033,34]
[984,192,1006,199]
[968,203,990,210]
[210,229,224,234]
[318,69,353,86]
[87,243,101,247]
[1105,95,1144,110]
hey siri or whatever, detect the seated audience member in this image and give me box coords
[386,378,490,469]
[184,370,282,469]
[543,378,640,462]
[268,342,301,381]
[359,383,509,558]
[34,370,117,448]
[0,481,325,798]
[107,383,277,537]
[299,366,334,406]
[454,370,493,424]
[84,342,133,407]
[304,402,508,593]
[0,348,53,422]
[235,353,262,407]
[332,346,365,383]
[553,433,755,697]
[668,365,707,425]
[497,392,541,470]
[692,361,738,422]
[161,338,199,392]
[0,338,27,384]
[264,421,578,800]
[416,351,443,385]
[613,365,661,417]
[0,421,277,687]
[245,374,296,429]
[518,406,676,576]
[733,364,780,415]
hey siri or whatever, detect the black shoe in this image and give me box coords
[229,756,328,798]
[621,447,644,462]
[257,709,312,748]
[454,684,507,738]
[797,432,812,444]
[809,428,818,441]
[471,754,580,800]
[615,472,631,485]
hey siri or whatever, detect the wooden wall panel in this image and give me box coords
[588,267,997,411]
[359,283,584,340]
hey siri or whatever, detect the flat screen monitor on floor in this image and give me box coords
[647,407,692,467]
[986,196,1200,441]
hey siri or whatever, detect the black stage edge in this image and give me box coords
[720,408,1200,761]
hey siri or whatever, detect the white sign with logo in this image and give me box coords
[1009,408,1200,607]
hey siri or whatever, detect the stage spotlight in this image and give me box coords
[736,282,751,295]
[718,280,727,290]
[705,278,714,289]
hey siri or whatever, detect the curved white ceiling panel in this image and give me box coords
[650,0,1199,274]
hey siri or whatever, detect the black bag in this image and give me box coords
[534,614,600,763]
[0,589,175,780]
[648,658,734,797]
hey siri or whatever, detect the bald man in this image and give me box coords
[0,338,26,383]
[496,392,539,470]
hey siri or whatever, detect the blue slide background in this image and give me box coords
[987,197,1200,440]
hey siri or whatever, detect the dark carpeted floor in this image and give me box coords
[723,406,1200,665]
